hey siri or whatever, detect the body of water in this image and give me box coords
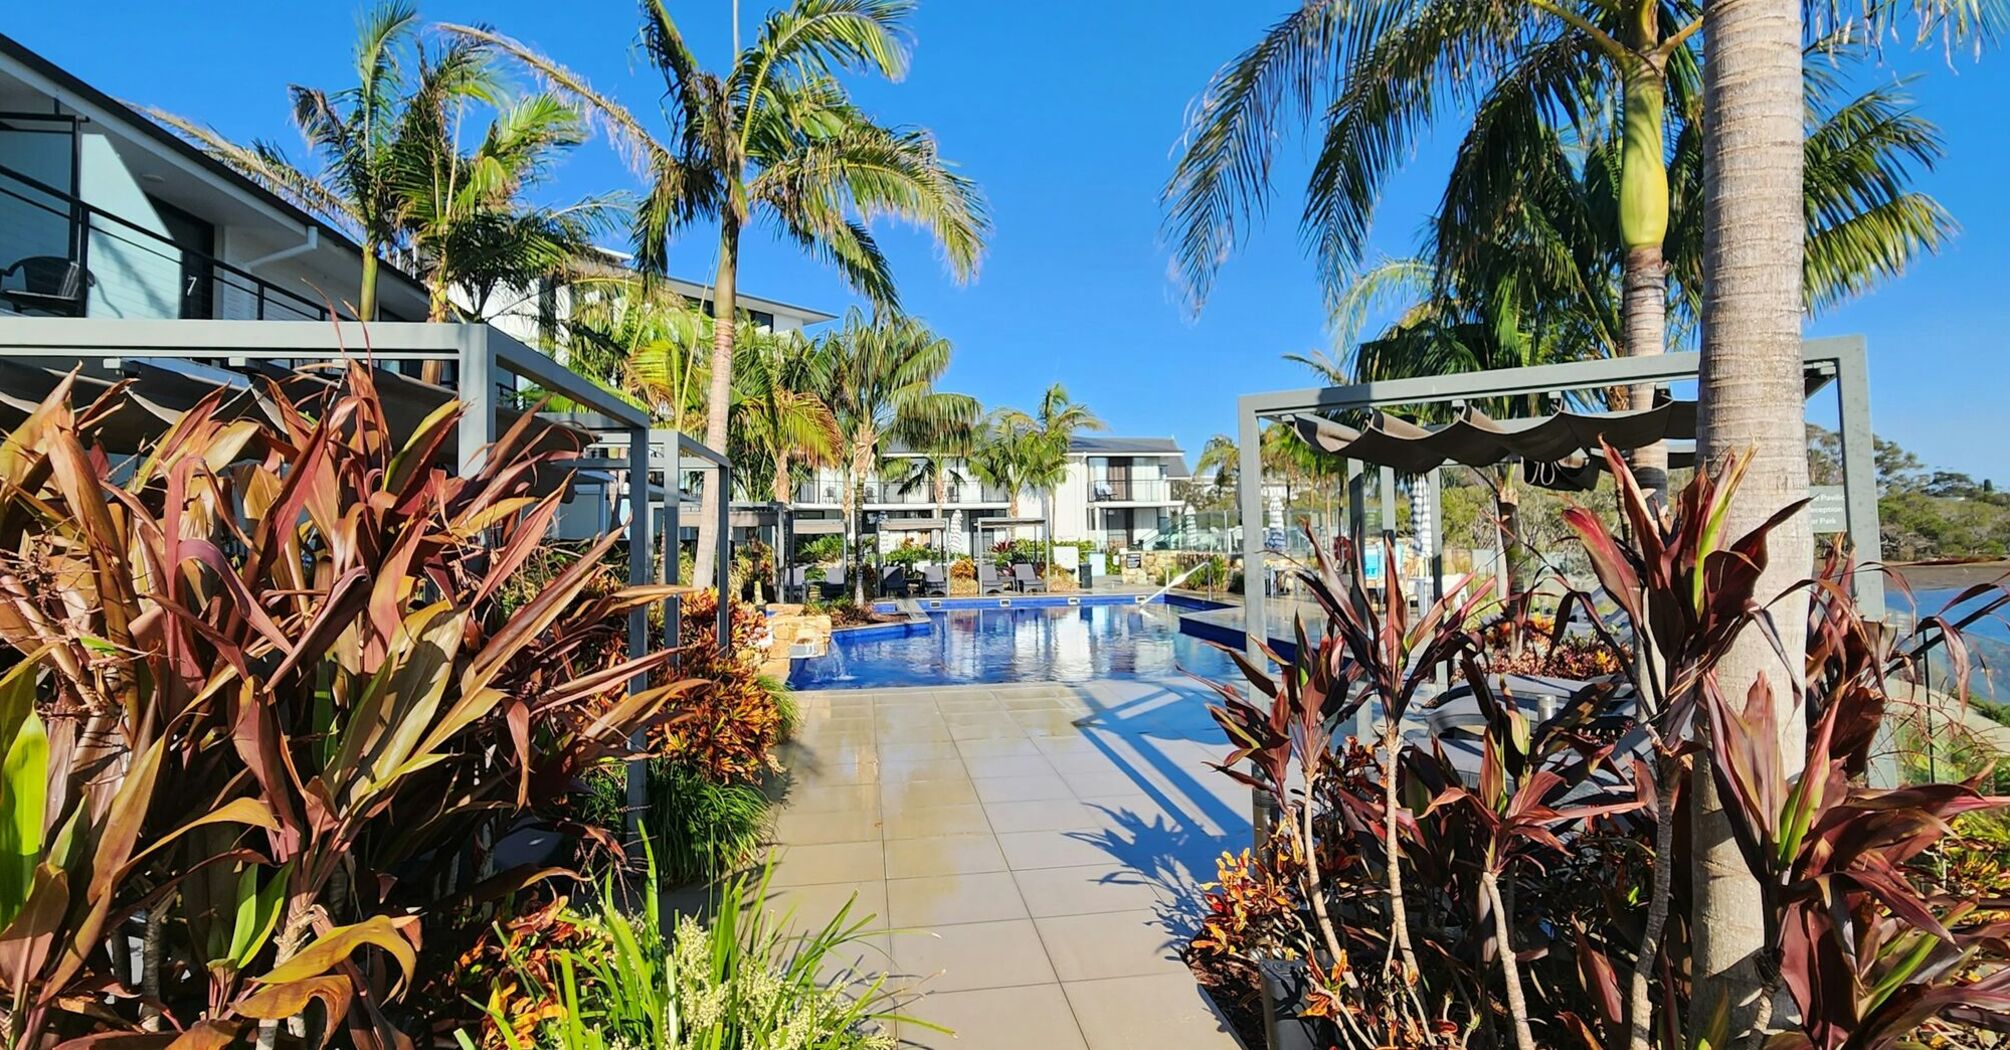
[789,603,1241,690]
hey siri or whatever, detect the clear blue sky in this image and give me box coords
[12,3,2006,483]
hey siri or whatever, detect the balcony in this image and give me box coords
[1090,478,1173,503]
[0,162,329,322]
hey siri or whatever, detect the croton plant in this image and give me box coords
[0,365,698,1047]
[1193,447,2010,1049]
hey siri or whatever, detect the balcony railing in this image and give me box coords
[0,162,329,322]
[791,480,1014,506]
[1091,478,1172,503]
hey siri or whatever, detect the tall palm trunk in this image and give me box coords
[1619,31,1671,499]
[1690,0,1811,1043]
[421,263,454,384]
[850,437,874,605]
[694,216,741,590]
[359,245,381,322]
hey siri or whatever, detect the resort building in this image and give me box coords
[0,34,831,343]
[788,434,1192,554]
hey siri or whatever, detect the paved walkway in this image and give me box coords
[772,680,1247,1050]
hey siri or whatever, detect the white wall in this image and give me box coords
[76,131,181,318]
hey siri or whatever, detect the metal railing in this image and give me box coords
[0,162,329,322]
[1090,477,1173,503]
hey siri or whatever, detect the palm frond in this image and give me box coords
[439,22,674,179]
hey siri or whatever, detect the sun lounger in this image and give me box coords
[1012,563,1047,593]
[922,565,949,597]
[881,566,911,597]
[977,563,1006,595]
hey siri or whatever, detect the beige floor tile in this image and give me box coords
[954,737,1046,759]
[879,724,955,744]
[981,799,1098,834]
[885,870,1029,928]
[879,758,972,783]
[1060,769,1154,798]
[880,740,964,763]
[1011,865,1169,918]
[1031,734,1107,756]
[883,777,980,810]
[973,774,1079,804]
[1044,749,1125,776]
[898,985,1086,1050]
[892,918,1056,992]
[1061,973,1239,1050]
[961,754,1058,780]
[946,720,1033,741]
[885,834,1009,879]
[1034,911,1185,982]
[1013,711,1093,736]
[882,802,993,840]
[782,781,883,818]
[997,829,1117,871]
[769,840,886,887]
[774,807,883,845]
[763,879,890,932]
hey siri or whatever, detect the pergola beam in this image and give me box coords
[1234,336,1884,667]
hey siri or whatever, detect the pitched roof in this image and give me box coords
[1066,436,1183,455]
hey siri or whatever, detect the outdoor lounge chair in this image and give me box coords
[784,565,808,601]
[921,565,949,597]
[814,567,844,600]
[977,563,1007,595]
[1011,563,1047,593]
[881,566,911,597]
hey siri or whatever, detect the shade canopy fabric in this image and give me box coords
[882,517,950,531]
[1287,401,1698,476]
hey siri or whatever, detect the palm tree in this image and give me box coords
[562,280,714,431]
[448,0,991,588]
[884,425,974,508]
[1194,433,1240,501]
[1164,0,1971,498]
[818,310,977,603]
[731,330,841,505]
[395,93,615,325]
[966,413,1040,519]
[995,385,1103,563]
[146,3,609,340]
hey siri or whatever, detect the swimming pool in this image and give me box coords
[788,602,1242,689]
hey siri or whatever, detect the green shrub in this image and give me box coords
[468,855,919,1050]
[762,675,801,741]
[796,534,844,564]
[645,760,774,885]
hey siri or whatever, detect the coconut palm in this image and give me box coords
[1164,0,1980,499]
[147,2,603,330]
[1163,0,1710,498]
[731,330,841,505]
[966,414,1041,519]
[884,425,974,508]
[394,93,616,326]
[448,0,991,587]
[562,280,714,430]
[994,385,1103,563]
[818,310,978,603]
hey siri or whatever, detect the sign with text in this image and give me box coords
[1808,486,1847,534]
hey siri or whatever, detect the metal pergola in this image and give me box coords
[0,318,737,839]
[1234,335,1883,658]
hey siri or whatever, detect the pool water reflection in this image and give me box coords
[789,603,1240,689]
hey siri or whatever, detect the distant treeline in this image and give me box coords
[1810,426,2010,561]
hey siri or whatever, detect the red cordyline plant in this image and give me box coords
[0,365,697,1047]
[1203,531,1494,1044]
[1559,440,1811,1050]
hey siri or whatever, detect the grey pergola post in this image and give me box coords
[1827,336,1885,620]
[659,430,682,658]
[1236,399,1266,662]
[623,423,654,842]
[456,326,495,476]
[716,465,732,653]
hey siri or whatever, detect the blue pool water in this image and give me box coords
[789,603,1242,690]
